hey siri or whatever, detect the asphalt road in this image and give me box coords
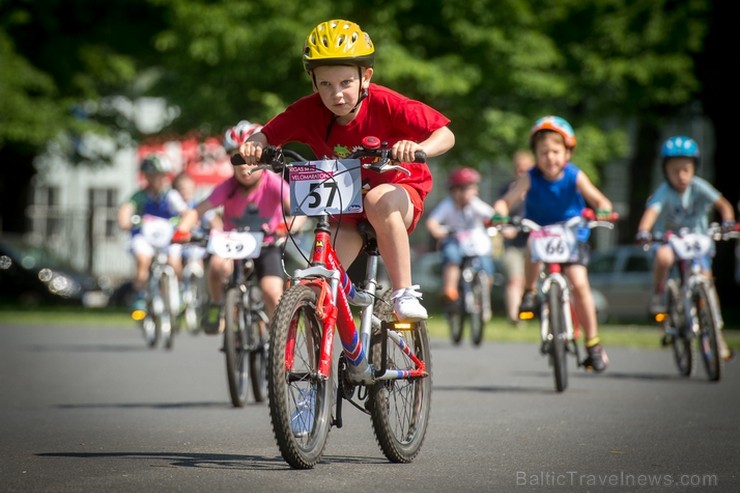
[0,323,737,492]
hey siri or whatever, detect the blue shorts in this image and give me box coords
[439,236,494,276]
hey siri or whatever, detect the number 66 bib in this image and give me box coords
[529,224,578,263]
[289,159,363,217]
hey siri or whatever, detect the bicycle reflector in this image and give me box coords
[518,311,536,321]
[131,309,146,321]
[654,313,667,323]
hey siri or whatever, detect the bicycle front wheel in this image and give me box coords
[267,284,332,469]
[369,290,432,463]
[446,296,464,345]
[224,288,248,407]
[182,271,205,335]
[469,272,487,347]
[248,309,268,403]
[666,280,692,377]
[161,274,176,350]
[695,283,721,381]
[548,284,568,392]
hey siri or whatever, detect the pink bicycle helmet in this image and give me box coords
[448,167,481,188]
[223,120,263,153]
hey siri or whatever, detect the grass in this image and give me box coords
[2,304,739,352]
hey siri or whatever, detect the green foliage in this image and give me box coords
[0,0,712,181]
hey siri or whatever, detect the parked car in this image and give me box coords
[588,245,654,322]
[0,238,111,308]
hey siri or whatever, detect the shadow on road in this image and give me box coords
[36,451,387,470]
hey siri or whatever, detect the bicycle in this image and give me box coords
[205,211,271,407]
[504,209,616,392]
[445,230,494,347]
[178,239,208,335]
[648,223,739,381]
[233,137,432,469]
[130,214,181,350]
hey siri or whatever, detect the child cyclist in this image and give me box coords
[492,116,612,372]
[117,154,189,311]
[426,167,494,317]
[235,19,455,321]
[173,121,304,334]
[635,135,735,360]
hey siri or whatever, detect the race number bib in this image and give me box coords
[669,233,714,260]
[289,159,363,216]
[529,224,578,263]
[140,215,175,249]
[207,230,264,259]
[457,229,491,257]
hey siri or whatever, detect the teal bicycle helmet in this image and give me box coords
[660,135,700,179]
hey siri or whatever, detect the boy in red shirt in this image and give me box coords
[236,19,455,320]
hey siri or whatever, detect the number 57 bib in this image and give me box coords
[289,159,363,217]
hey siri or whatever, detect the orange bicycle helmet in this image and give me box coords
[303,19,375,72]
[529,116,577,149]
[448,167,481,188]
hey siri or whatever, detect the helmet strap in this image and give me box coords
[350,67,368,114]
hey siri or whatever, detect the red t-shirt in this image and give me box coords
[260,83,450,203]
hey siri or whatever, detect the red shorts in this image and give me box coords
[331,184,424,233]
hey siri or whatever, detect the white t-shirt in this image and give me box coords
[427,196,494,257]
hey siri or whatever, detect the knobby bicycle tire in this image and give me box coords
[224,288,249,407]
[267,284,332,469]
[666,280,692,377]
[369,290,432,463]
[548,283,568,392]
[695,283,721,382]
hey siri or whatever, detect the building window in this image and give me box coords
[30,186,62,238]
[88,188,118,239]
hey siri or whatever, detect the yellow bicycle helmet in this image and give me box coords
[303,19,375,72]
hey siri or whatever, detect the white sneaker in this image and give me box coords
[392,285,428,321]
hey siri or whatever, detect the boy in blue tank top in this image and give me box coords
[493,116,613,372]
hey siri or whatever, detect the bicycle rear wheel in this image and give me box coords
[267,284,332,469]
[695,283,721,382]
[369,290,432,463]
[224,288,248,407]
[548,284,568,392]
[666,280,692,377]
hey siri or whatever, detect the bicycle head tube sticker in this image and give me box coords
[289,159,363,216]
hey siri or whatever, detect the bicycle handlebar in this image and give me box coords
[502,208,618,233]
[230,136,426,177]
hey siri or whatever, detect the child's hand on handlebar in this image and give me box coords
[391,140,425,163]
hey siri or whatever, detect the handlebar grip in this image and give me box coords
[231,153,246,166]
[414,150,427,163]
